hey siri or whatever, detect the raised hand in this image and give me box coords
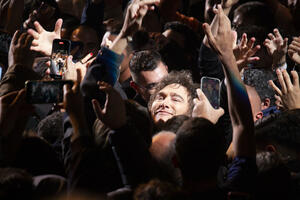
[233,33,260,71]
[192,88,224,124]
[202,4,234,56]
[0,89,33,136]
[8,30,34,68]
[264,29,288,68]
[27,18,62,56]
[64,53,96,81]
[288,36,300,65]
[222,0,239,15]
[203,6,219,48]
[0,0,24,34]
[269,69,300,110]
[203,5,255,158]
[92,81,126,130]
[120,0,159,37]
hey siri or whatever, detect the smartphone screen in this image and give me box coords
[201,76,221,109]
[50,39,71,79]
[25,80,73,104]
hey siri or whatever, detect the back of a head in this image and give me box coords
[255,151,292,200]
[255,109,300,162]
[163,21,199,53]
[233,1,276,30]
[161,22,199,76]
[150,131,179,183]
[129,50,163,81]
[161,115,190,133]
[134,179,182,200]
[175,118,224,181]
[243,68,276,106]
[0,168,34,200]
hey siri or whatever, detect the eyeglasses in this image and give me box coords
[136,82,158,91]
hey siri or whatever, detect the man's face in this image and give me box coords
[150,83,190,124]
[71,26,100,58]
[135,62,168,102]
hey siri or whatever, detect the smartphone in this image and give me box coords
[25,80,73,104]
[50,39,71,79]
[200,76,221,109]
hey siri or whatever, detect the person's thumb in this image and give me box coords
[216,107,225,117]
[92,99,105,120]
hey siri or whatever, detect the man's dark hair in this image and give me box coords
[129,50,164,81]
[0,168,34,200]
[243,68,276,106]
[162,22,200,82]
[161,115,190,133]
[175,118,224,181]
[255,109,300,156]
[233,1,276,31]
[163,21,199,53]
[148,70,198,116]
[134,179,183,200]
[255,151,292,200]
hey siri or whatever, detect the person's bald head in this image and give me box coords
[71,25,100,58]
[246,85,263,122]
[150,131,176,161]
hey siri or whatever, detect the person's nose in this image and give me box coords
[159,97,171,109]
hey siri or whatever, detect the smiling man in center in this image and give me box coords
[148,70,198,127]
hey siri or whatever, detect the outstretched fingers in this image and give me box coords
[33,21,45,34]
[269,80,282,96]
[54,18,63,36]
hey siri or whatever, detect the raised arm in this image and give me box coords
[264,28,288,70]
[203,5,255,158]
[0,31,39,96]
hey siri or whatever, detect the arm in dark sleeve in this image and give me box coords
[223,156,257,193]
[0,64,40,96]
[80,47,124,129]
[198,43,224,80]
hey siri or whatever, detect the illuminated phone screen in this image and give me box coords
[50,39,71,79]
[201,76,221,109]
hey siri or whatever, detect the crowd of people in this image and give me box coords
[0,0,300,199]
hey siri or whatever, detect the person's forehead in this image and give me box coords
[71,27,99,43]
[159,83,188,97]
[138,62,168,84]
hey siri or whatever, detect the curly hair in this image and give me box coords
[148,70,198,116]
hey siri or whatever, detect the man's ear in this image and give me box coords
[130,81,139,92]
[261,98,271,110]
[255,111,263,121]
[265,144,276,152]
[165,64,168,72]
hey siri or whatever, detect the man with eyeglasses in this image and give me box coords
[129,50,168,107]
